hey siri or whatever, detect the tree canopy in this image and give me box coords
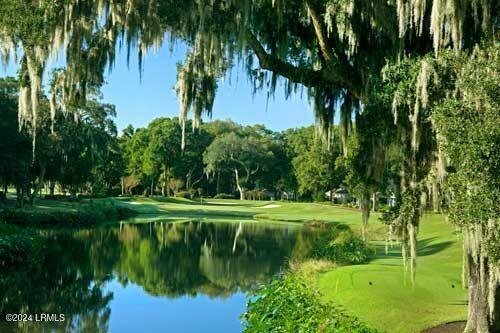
[0,1,499,331]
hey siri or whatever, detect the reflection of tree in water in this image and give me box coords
[0,232,113,333]
[113,221,315,298]
[0,221,319,332]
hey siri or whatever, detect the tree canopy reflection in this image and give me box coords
[0,221,318,332]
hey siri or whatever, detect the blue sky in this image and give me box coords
[1,43,315,133]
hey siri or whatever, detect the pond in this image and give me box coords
[0,220,321,333]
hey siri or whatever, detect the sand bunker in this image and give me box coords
[257,204,281,209]
[205,201,239,205]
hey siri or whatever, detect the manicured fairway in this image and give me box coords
[316,213,467,333]
[117,197,382,227]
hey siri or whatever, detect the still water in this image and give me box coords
[0,220,319,333]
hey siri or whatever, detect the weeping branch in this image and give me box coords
[305,0,354,76]
[245,30,363,101]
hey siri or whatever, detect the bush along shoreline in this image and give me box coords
[308,224,374,265]
[243,222,376,332]
[0,224,44,269]
[0,201,137,228]
[243,273,379,333]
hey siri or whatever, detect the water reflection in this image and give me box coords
[0,220,319,332]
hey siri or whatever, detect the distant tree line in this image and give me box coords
[119,118,350,201]
[0,76,122,207]
[1,75,356,203]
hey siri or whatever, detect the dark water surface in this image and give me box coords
[0,220,319,332]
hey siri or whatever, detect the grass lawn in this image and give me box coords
[115,196,383,227]
[316,213,467,333]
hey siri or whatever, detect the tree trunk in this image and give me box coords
[216,172,221,195]
[234,168,245,201]
[432,180,440,213]
[121,177,125,196]
[1,178,7,199]
[49,181,55,197]
[186,169,193,191]
[21,174,30,207]
[408,221,418,283]
[162,167,167,196]
[463,226,500,333]
[16,184,23,209]
[492,284,500,332]
[359,193,371,241]
[465,253,492,333]
[372,192,378,211]
[28,182,35,206]
[33,164,46,200]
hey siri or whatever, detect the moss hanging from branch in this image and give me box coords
[383,56,443,272]
[432,42,499,331]
[1,0,164,140]
[395,0,493,52]
[175,31,229,149]
[0,0,494,143]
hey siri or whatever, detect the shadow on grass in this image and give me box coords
[417,237,454,256]
[372,237,454,260]
[148,197,214,206]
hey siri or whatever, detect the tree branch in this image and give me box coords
[245,30,363,100]
[305,0,336,64]
[305,0,363,96]
[250,164,260,176]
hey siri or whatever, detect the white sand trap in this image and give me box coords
[205,201,239,205]
[257,204,281,209]
[127,201,142,205]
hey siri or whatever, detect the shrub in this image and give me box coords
[0,224,44,268]
[0,202,137,228]
[309,225,373,264]
[214,193,235,199]
[176,191,192,199]
[44,194,71,200]
[243,273,379,333]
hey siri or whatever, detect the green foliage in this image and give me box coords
[175,191,192,199]
[204,131,275,198]
[292,141,334,200]
[0,77,32,195]
[0,202,136,227]
[379,204,399,226]
[243,273,379,333]
[121,118,213,196]
[119,119,350,202]
[286,126,343,201]
[213,193,236,199]
[0,73,124,202]
[432,42,500,260]
[0,223,44,268]
[309,225,373,265]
